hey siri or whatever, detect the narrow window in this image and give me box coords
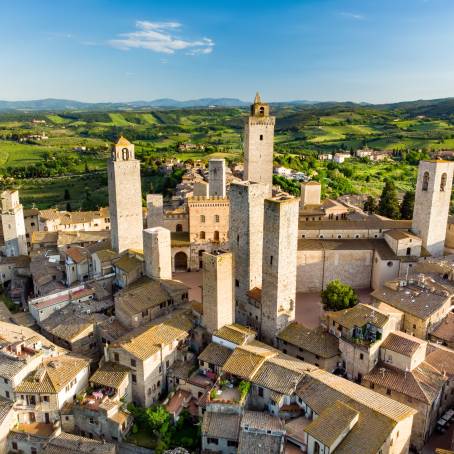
[422,171,430,191]
[441,172,447,191]
[259,134,263,141]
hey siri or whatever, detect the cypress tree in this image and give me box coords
[400,191,415,220]
[378,180,400,219]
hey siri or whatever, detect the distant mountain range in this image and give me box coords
[0,97,330,111]
[0,96,453,116]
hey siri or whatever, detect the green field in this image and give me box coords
[0,102,453,209]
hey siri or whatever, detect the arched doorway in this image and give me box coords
[174,252,188,272]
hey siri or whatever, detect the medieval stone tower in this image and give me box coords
[202,250,234,333]
[229,181,268,323]
[412,160,454,257]
[146,194,164,229]
[108,136,144,253]
[260,195,299,344]
[208,158,226,198]
[1,190,27,256]
[243,92,275,194]
[143,227,172,280]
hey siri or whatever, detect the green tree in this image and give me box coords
[64,188,70,201]
[400,191,415,220]
[321,280,358,311]
[84,161,90,173]
[378,180,400,219]
[363,196,377,214]
[66,202,72,212]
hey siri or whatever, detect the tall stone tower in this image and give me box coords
[1,190,27,256]
[108,136,144,253]
[300,181,321,207]
[260,196,299,344]
[229,181,268,323]
[146,194,164,229]
[208,159,226,198]
[412,160,454,257]
[243,92,275,194]
[202,250,234,333]
[143,227,172,280]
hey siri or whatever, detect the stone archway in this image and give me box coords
[174,251,188,271]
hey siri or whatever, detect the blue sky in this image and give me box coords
[2,0,454,103]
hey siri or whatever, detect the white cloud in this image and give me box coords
[109,21,214,55]
[339,12,365,20]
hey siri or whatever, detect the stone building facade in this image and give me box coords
[108,136,144,253]
[412,160,454,257]
[261,196,299,344]
[1,190,27,257]
[143,227,172,280]
[202,250,234,334]
[243,93,275,193]
[208,158,226,197]
[229,181,268,323]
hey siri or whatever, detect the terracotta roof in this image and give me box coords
[198,342,232,367]
[277,322,339,358]
[111,311,193,360]
[15,356,89,394]
[328,303,389,329]
[299,218,412,231]
[425,344,454,377]
[385,229,421,241]
[222,341,276,380]
[364,361,447,404]
[213,323,256,345]
[251,353,316,395]
[371,277,452,319]
[94,249,118,263]
[43,432,116,454]
[90,362,130,389]
[304,400,359,448]
[380,331,426,357]
[241,411,284,432]
[65,247,88,264]
[430,312,454,344]
[296,369,416,454]
[202,411,240,440]
[113,254,143,273]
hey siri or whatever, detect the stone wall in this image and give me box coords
[261,197,299,344]
[108,145,143,253]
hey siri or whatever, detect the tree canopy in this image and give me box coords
[321,280,358,311]
[378,179,400,219]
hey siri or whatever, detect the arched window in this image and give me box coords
[214,231,219,241]
[314,441,321,454]
[440,172,447,192]
[176,224,183,232]
[214,215,220,223]
[122,148,129,160]
[422,171,430,191]
[200,215,206,223]
[259,134,263,141]
[200,231,205,240]
[259,106,265,115]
